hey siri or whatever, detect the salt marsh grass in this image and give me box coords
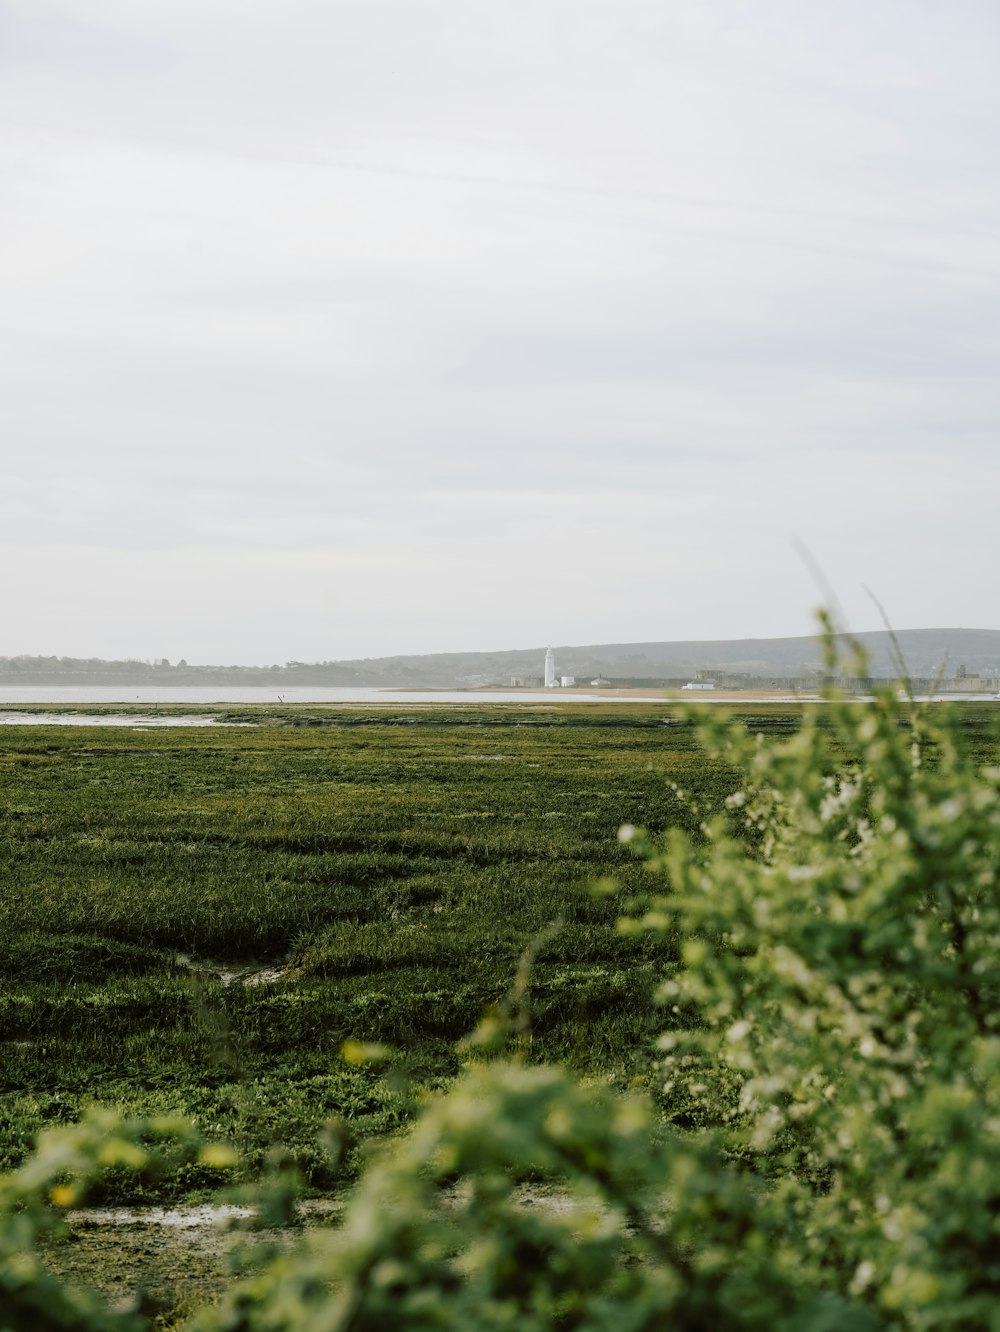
[2,703,996,1199]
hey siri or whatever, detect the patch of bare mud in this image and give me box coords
[38,1188,590,1319]
[40,1200,345,1320]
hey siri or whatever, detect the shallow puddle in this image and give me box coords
[67,1199,343,1229]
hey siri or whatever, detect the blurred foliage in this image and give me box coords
[0,1109,214,1329]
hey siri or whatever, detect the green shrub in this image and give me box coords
[615,620,1000,1325]
[0,1108,218,1330]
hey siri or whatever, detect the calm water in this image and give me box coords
[0,685,632,706]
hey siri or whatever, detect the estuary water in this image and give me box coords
[0,685,627,706]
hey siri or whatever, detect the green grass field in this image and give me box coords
[2,702,996,1201]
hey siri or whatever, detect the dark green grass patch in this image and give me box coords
[3,702,994,1200]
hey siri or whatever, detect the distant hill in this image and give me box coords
[3,628,999,687]
[320,627,1000,685]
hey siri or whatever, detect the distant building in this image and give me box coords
[544,647,556,688]
[682,681,716,690]
[560,675,576,688]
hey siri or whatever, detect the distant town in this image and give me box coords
[516,645,999,695]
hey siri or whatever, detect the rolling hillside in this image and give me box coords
[3,628,999,687]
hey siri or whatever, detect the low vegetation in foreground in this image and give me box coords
[2,643,999,1328]
[0,703,747,1197]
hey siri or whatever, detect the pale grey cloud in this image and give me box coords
[1,0,998,660]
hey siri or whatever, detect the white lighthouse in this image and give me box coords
[544,647,556,688]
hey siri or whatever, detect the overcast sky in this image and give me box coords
[2,1,998,662]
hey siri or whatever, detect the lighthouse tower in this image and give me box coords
[544,647,556,688]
